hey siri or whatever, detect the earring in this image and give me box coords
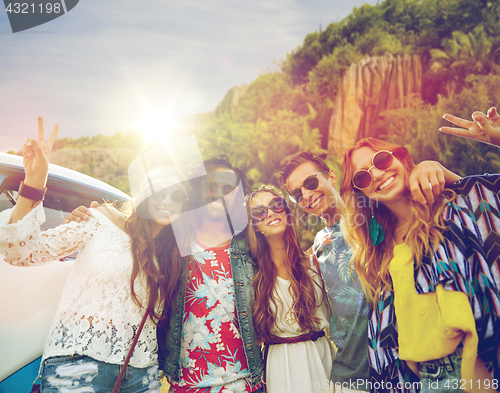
[369,204,384,246]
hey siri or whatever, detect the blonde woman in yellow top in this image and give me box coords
[339,108,500,393]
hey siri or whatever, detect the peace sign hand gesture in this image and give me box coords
[23,117,59,189]
[440,107,500,148]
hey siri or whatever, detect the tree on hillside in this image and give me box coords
[282,3,381,83]
[429,25,500,83]
[281,32,323,84]
[236,73,308,123]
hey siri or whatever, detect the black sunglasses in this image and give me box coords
[250,196,287,223]
[201,180,237,196]
[288,170,329,203]
[352,150,394,190]
[151,189,188,204]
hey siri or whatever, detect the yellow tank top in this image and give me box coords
[389,243,477,381]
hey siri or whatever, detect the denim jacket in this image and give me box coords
[157,230,264,387]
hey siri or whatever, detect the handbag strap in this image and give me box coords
[112,311,149,393]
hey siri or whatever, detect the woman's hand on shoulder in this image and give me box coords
[440,107,500,148]
[65,203,125,230]
[64,201,99,224]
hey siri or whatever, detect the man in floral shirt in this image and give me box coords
[161,156,264,393]
[280,153,369,393]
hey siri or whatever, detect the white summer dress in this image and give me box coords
[266,264,333,393]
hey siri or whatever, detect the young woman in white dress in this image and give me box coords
[0,118,194,392]
[246,188,333,393]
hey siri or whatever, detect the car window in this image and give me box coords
[40,194,67,230]
[0,190,16,212]
[0,188,69,231]
[0,175,115,229]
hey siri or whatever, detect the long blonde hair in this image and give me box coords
[340,138,453,305]
[247,188,324,343]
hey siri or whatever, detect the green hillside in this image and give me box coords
[200,0,500,190]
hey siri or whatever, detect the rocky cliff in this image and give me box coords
[328,52,422,157]
[215,84,250,117]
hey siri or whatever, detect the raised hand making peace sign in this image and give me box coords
[440,107,500,148]
[22,117,59,189]
[10,117,59,223]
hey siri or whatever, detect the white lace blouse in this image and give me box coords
[0,204,158,368]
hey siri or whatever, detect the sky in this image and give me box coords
[0,0,378,152]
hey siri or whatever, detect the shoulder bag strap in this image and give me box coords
[112,310,149,393]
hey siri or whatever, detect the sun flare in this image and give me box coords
[139,108,178,145]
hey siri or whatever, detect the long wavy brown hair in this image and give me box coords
[339,138,453,305]
[247,188,325,344]
[124,191,195,325]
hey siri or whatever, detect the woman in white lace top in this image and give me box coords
[0,119,193,392]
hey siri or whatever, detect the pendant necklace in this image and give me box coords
[276,280,297,324]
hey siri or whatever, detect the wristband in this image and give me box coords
[19,181,47,202]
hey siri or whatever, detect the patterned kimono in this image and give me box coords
[368,174,500,393]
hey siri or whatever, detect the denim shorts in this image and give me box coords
[39,354,162,393]
[419,346,462,393]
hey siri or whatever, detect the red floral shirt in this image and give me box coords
[169,241,261,393]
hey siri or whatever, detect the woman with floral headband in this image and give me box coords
[246,187,333,393]
[339,108,500,393]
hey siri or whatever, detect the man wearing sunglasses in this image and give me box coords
[159,156,264,393]
[280,151,456,393]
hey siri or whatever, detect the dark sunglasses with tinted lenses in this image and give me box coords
[151,189,188,204]
[201,180,237,196]
[250,196,287,223]
[288,170,329,203]
[352,150,394,190]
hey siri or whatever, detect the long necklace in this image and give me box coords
[275,280,297,324]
